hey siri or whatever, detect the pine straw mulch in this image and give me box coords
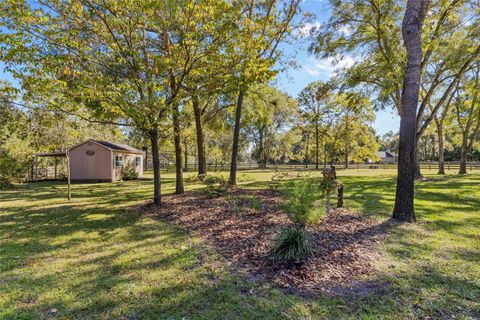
[139,188,390,296]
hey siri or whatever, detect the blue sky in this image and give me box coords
[274,0,399,135]
[0,0,399,135]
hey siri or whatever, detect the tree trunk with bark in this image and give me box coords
[414,142,423,179]
[258,128,267,169]
[304,131,309,168]
[173,105,184,194]
[458,134,469,174]
[192,95,207,177]
[150,130,161,205]
[315,124,319,170]
[183,137,188,172]
[393,0,427,222]
[434,116,445,174]
[345,148,349,169]
[229,90,244,186]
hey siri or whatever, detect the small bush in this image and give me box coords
[122,162,139,180]
[279,178,325,225]
[237,173,254,182]
[0,177,14,189]
[184,174,199,183]
[203,174,228,197]
[226,195,242,213]
[271,226,313,264]
[249,196,262,211]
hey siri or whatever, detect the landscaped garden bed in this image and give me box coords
[142,188,388,295]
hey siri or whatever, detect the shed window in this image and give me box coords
[114,155,123,167]
[135,156,141,167]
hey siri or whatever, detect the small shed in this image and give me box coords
[375,151,397,164]
[69,139,144,182]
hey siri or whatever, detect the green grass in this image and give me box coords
[0,169,479,319]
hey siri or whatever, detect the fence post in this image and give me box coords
[448,162,450,171]
[429,163,431,171]
[470,162,472,172]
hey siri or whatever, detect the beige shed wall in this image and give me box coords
[69,141,112,181]
[112,152,143,181]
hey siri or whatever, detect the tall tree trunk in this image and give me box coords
[323,143,327,169]
[150,130,161,205]
[315,124,319,170]
[458,134,469,174]
[173,105,184,194]
[183,138,188,172]
[414,142,422,179]
[229,90,244,186]
[434,116,445,174]
[192,95,207,177]
[345,148,349,169]
[393,0,426,222]
[258,129,266,169]
[143,145,148,170]
[304,131,309,168]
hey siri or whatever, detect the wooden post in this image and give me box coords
[448,162,450,171]
[66,150,71,200]
[470,162,472,172]
[54,157,58,180]
[337,185,344,208]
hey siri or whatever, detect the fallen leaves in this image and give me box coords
[144,189,387,296]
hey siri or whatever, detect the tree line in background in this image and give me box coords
[0,0,479,222]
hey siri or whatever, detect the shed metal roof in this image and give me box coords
[92,140,143,154]
[68,139,143,154]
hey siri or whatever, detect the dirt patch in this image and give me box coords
[142,189,388,296]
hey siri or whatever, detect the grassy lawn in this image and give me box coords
[1,169,479,319]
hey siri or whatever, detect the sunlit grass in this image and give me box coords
[0,168,479,319]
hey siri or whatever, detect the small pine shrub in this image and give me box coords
[271,226,313,264]
[122,162,139,180]
[203,174,228,197]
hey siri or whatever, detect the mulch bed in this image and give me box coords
[140,189,388,296]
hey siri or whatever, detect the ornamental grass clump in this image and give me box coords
[203,174,228,197]
[271,225,313,265]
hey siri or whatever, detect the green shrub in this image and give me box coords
[249,196,262,211]
[279,178,326,225]
[271,226,313,264]
[122,162,139,180]
[0,177,13,189]
[184,174,199,183]
[226,194,242,213]
[203,174,228,197]
[237,173,254,182]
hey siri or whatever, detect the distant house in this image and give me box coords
[69,139,143,182]
[375,151,397,164]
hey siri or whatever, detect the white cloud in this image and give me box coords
[302,56,356,77]
[338,25,352,36]
[304,65,321,76]
[294,21,321,38]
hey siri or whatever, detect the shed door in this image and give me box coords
[87,153,95,179]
